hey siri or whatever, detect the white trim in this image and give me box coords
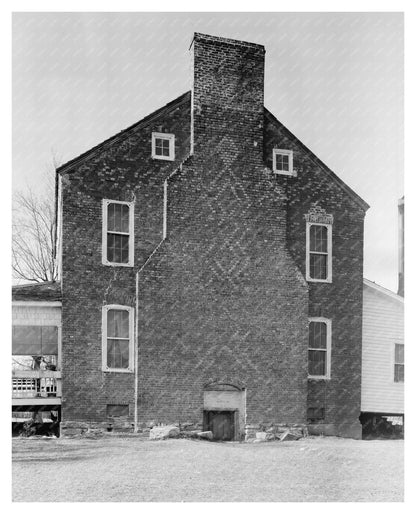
[151,132,175,161]
[57,173,63,282]
[102,199,134,267]
[12,301,62,307]
[308,317,332,380]
[272,149,295,176]
[306,222,332,283]
[163,180,168,239]
[12,398,62,406]
[102,305,134,373]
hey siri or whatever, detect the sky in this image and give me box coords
[12,11,404,291]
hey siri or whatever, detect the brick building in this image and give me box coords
[56,33,369,439]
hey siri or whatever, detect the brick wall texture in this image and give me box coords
[59,33,367,438]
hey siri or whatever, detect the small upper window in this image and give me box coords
[308,318,331,379]
[102,200,134,267]
[394,343,404,382]
[272,149,294,176]
[306,222,332,283]
[152,132,175,161]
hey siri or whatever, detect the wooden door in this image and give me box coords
[207,411,234,441]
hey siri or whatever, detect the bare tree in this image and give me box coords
[12,155,60,283]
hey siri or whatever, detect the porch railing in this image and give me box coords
[12,371,62,399]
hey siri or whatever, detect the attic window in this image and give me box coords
[273,149,294,176]
[152,132,175,161]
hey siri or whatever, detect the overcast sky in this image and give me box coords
[12,12,403,291]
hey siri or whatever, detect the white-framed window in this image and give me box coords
[151,132,175,161]
[306,222,332,283]
[102,305,134,373]
[272,149,294,176]
[102,200,134,267]
[308,318,331,379]
[394,343,404,383]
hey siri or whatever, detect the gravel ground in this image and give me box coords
[12,435,403,502]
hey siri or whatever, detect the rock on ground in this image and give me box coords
[149,425,180,440]
[196,431,213,440]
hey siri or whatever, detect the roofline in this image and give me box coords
[12,301,62,307]
[56,91,191,175]
[264,108,370,212]
[363,278,404,303]
[12,281,58,289]
[191,32,265,52]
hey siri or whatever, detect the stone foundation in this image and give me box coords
[245,423,308,441]
[60,420,203,438]
[60,419,361,440]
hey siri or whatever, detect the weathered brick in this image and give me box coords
[59,33,366,439]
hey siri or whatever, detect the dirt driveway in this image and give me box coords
[12,435,403,502]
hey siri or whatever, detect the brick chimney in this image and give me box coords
[190,33,265,160]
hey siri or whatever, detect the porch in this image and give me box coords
[12,370,62,406]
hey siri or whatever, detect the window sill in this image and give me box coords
[308,376,331,381]
[273,169,296,177]
[102,261,134,268]
[306,278,332,284]
[151,155,174,162]
[102,368,134,374]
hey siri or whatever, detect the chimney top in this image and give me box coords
[190,32,265,53]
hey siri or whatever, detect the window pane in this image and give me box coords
[155,138,170,157]
[107,310,129,338]
[107,203,129,233]
[162,139,170,156]
[309,322,327,349]
[12,326,42,355]
[276,153,289,171]
[394,364,404,383]
[310,254,328,280]
[395,344,404,364]
[107,339,130,369]
[310,225,328,253]
[41,326,58,355]
[308,350,326,376]
[107,202,117,232]
[121,205,130,233]
[107,234,129,263]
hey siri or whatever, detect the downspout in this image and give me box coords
[134,164,184,432]
[53,170,59,278]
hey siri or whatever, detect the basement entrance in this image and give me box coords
[204,410,235,441]
[203,382,246,441]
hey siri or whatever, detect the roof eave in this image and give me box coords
[264,108,370,212]
[363,278,404,303]
[56,91,191,175]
